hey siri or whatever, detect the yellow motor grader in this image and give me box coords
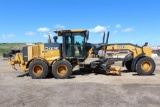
[5,30,155,79]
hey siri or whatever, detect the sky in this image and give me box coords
[0,0,160,46]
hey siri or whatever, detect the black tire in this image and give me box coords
[136,57,155,75]
[52,60,72,79]
[125,60,132,71]
[29,60,48,79]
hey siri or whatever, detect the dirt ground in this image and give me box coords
[0,57,160,107]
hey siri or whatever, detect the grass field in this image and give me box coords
[0,43,26,56]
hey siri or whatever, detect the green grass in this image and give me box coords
[0,43,26,56]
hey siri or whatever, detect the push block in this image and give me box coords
[107,66,121,76]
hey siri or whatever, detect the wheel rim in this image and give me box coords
[32,65,43,76]
[141,61,152,72]
[56,65,68,76]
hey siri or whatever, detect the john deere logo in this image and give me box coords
[45,47,58,50]
[117,45,126,49]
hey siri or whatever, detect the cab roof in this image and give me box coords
[54,30,87,36]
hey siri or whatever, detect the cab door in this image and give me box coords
[72,33,84,57]
[63,32,85,58]
[63,33,73,57]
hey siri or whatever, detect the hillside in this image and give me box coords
[0,43,26,56]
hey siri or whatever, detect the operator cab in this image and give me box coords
[54,30,89,59]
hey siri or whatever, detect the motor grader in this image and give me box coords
[6,30,155,79]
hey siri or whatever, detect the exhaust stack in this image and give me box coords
[48,34,51,43]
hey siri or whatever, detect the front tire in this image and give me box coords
[125,60,132,71]
[29,60,48,79]
[136,57,155,75]
[52,60,72,79]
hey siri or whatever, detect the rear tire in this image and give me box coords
[52,60,72,79]
[136,57,155,75]
[29,60,48,79]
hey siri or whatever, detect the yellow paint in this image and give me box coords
[107,66,121,75]
[57,30,87,36]
[39,44,44,58]
[28,46,32,61]
[44,50,60,64]
[105,44,152,58]
[8,43,61,72]
[32,45,39,57]
[141,61,152,72]
[8,53,28,71]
